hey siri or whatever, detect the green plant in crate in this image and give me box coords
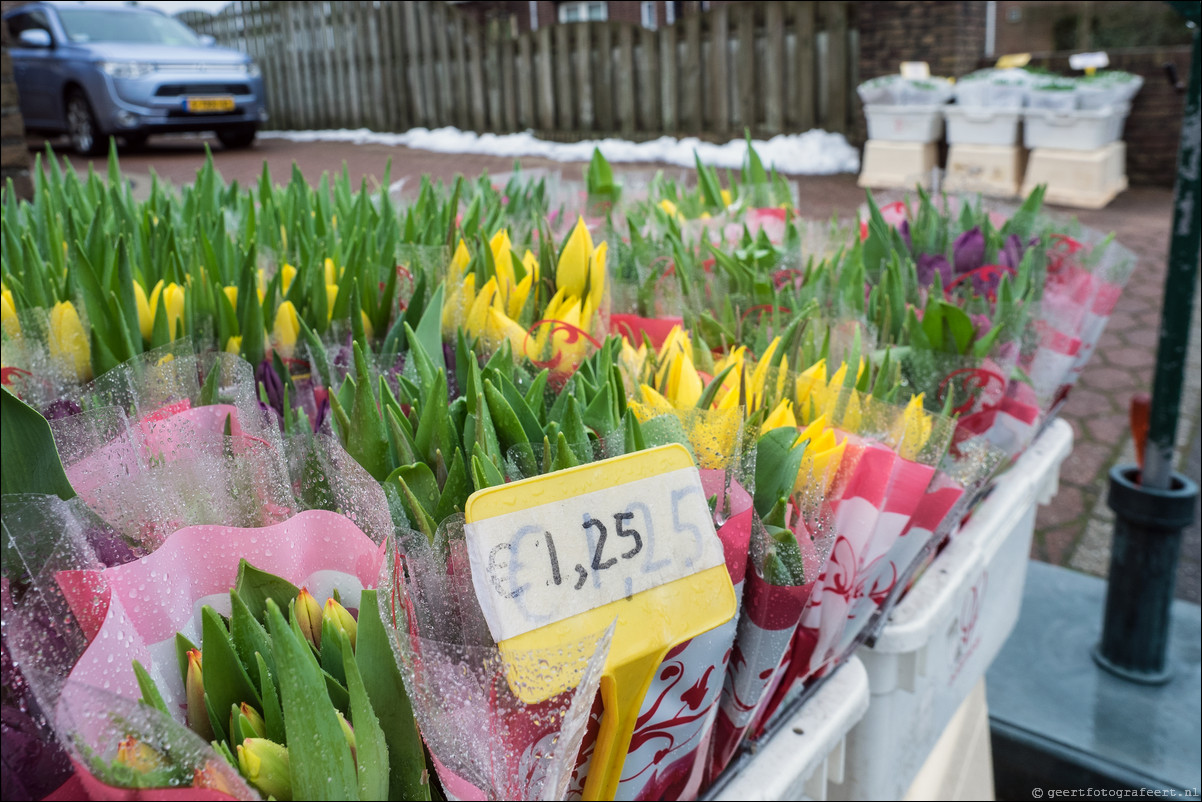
[127,561,429,800]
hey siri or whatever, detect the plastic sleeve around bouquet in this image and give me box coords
[48,351,295,547]
[378,515,612,802]
[902,347,1041,459]
[4,492,387,800]
[748,390,955,735]
[1034,233,1136,413]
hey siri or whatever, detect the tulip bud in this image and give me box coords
[280,263,297,294]
[133,281,154,340]
[325,284,339,321]
[336,709,356,758]
[225,335,242,355]
[323,597,357,651]
[222,285,238,310]
[272,301,300,360]
[116,736,167,773]
[163,282,185,341]
[192,760,238,794]
[234,702,266,739]
[237,738,292,801]
[324,257,338,286]
[48,300,91,381]
[1,288,19,338]
[185,649,214,741]
[295,588,323,649]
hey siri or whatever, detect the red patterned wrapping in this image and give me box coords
[566,470,753,801]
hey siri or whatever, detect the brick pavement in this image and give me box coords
[33,135,1202,603]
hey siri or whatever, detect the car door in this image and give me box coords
[6,9,62,127]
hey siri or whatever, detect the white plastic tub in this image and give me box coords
[1023,102,1131,150]
[827,418,1074,801]
[708,656,871,801]
[864,104,946,143]
[944,106,1023,146]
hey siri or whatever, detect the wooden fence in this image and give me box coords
[184,1,858,139]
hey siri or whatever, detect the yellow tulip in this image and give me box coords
[236,738,291,801]
[895,394,933,461]
[225,336,242,354]
[162,283,185,341]
[508,273,534,321]
[324,257,338,286]
[133,281,154,340]
[659,199,680,218]
[618,338,648,389]
[325,284,339,321]
[147,279,165,328]
[280,263,297,294]
[485,306,529,358]
[633,383,675,418]
[1,289,20,338]
[556,217,594,299]
[448,239,471,284]
[361,310,375,340]
[720,189,733,207]
[761,398,798,432]
[222,285,238,310]
[272,301,300,360]
[49,300,91,381]
[795,416,848,495]
[521,249,539,283]
[585,240,607,320]
[465,276,500,339]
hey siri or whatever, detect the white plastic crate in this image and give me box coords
[863,104,946,143]
[708,656,870,801]
[827,418,1074,801]
[944,106,1022,146]
[1023,102,1130,150]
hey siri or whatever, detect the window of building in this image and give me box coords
[641,1,657,29]
[665,1,677,26]
[558,1,608,23]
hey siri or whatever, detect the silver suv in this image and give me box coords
[5,2,267,154]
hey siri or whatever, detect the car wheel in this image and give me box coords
[216,124,256,150]
[65,90,105,157]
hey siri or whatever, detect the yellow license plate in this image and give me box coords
[184,96,235,113]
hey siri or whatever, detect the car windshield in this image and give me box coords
[55,8,201,46]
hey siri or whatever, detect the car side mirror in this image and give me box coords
[18,29,52,48]
[198,34,216,46]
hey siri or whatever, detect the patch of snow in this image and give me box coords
[259,127,860,175]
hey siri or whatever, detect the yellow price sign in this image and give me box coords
[464,443,736,800]
[996,52,1032,69]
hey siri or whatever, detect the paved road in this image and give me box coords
[29,132,1202,602]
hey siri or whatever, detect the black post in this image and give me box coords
[1094,5,1201,683]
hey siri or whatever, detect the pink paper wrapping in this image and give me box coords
[44,762,238,802]
[565,470,753,801]
[59,511,382,773]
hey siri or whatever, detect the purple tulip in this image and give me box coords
[1,589,72,801]
[898,219,913,252]
[916,254,953,287]
[41,398,82,421]
[255,358,285,416]
[952,227,986,275]
[999,234,1026,271]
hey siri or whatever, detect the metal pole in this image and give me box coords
[1145,8,1201,491]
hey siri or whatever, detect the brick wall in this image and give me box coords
[1014,47,1191,187]
[1,0,32,200]
[853,1,987,143]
